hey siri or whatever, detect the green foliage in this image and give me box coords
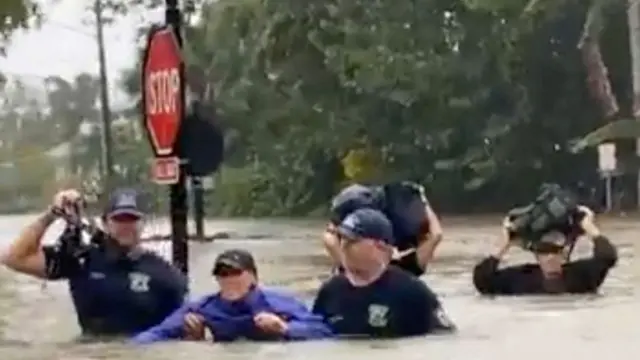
[0,73,158,211]
[0,145,56,211]
[0,0,38,53]
[112,0,634,215]
[341,147,381,184]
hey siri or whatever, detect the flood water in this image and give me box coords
[0,215,636,360]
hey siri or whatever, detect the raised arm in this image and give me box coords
[1,211,58,279]
[2,189,84,279]
[472,217,516,295]
[565,206,618,292]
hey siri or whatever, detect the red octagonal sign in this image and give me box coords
[142,25,184,156]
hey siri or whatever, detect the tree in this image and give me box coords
[0,0,39,53]
[115,0,624,215]
[42,73,101,177]
[45,74,100,140]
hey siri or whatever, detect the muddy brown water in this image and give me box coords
[0,215,636,360]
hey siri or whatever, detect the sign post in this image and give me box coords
[598,143,616,212]
[151,156,180,185]
[142,4,189,275]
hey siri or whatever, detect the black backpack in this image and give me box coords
[508,183,580,248]
[329,184,382,225]
[380,181,429,241]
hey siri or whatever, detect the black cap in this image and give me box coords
[337,208,395,245]
[104,188,144,218]
[212,249,257,275]
[532,231,566,253]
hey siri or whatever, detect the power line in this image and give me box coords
[47,21,95,38]
[1,72,49,80]
[48,20,128,40]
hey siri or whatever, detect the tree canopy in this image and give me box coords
[149,0,630,214]
[0,0,39,54]
[5,0,638,214]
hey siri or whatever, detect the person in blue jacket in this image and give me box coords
[132,249,333,344]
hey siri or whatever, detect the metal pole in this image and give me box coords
[628,0,640,208]
[94,0,114,194]
[191,177,205,240]
[605,175,612,212]
[166,0,189,275]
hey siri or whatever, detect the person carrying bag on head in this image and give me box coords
[473,184,618,295]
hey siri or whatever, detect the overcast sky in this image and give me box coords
[0,0,164,106]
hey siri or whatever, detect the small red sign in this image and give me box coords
[142,26,183,156]
[151,156,180,185]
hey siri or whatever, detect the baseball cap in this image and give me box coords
[104,188,144,218]
[212,249,257,275]
[337,208,395,245]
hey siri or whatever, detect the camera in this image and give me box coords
[507,183,583,249]
[53,202,110,259]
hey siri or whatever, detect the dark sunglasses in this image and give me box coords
[213,266,244,277]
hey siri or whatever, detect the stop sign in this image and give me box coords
[142,25,184,156]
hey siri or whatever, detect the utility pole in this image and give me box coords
[191,176,205,240]
[165,0,189,273]
[628,0,640,208]
[183,0,205,241]
[94,0,114,195]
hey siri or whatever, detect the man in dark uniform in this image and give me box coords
[1,188,188,337]
[323,182,443,277]
[313,208,455,338]
[473,206,618,295]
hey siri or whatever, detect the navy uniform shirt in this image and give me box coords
[43,244,188,337]
[312,266,455,338]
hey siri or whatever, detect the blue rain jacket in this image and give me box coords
[131,286,333,344]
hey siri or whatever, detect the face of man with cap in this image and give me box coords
[337,209,394,281]
[103,189,145,248]
[533,231,567,279]
[212,249,258,301]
